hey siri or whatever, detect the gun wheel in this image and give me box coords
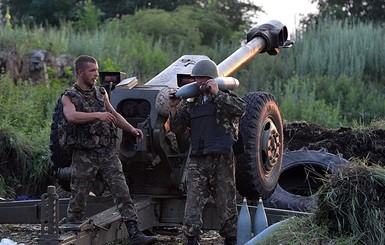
[235,92,283,199]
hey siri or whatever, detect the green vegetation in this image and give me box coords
[260,162,385,244]
[240,18,385,127]
[315,162,385,244]
[0,78,66,198]
[1,14,384,127]
[6,0,261,33]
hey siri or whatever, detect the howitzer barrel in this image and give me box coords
[218,19,288,77]
[218,37,266,77]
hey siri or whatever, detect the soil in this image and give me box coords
[1,122,385,244]
[283,122,385,166]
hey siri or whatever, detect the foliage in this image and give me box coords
[244,18,385,87]
[259,216,361,245]
[315,162,385,244]
[311,75,385,123]
[127,6,233,48]
[127,8,200,49]
[92,0,197,20]
[234,17,385,126]
[260,162,385,244]
[0,125,27,199]
[198,0,262,31]
[277,77,344,128]
[73,0,103,32]
[96,0,262,32]
[308,0,385,23]
[0,17,172,82]
[4,0,262,32]
[0,16,384,127]
[101,58,119,72]
[0,23,72,54]
[0,175,14,198]
[5,0,78,26]
[294,18,385,83]
[92,0,137,19]
[0,122,51,198]
[367,118,385,130]
[0,76,66,198]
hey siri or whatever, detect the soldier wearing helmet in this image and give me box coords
[168,59,246,245]
[190,59,219,78]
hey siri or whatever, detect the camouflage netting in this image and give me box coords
[314,162,385,244]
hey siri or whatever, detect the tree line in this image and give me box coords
[3,0,385,31]
[2,0,261,32]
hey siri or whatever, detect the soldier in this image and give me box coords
[60,55,157,245]
[168,59,246,245]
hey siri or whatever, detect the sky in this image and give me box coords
[252,0,318,37]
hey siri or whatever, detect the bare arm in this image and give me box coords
[104,93,144,141]
[62,95,117,124]
[62,93,143,141]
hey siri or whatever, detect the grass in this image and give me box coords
[0,76,67,198]
[260,161,385,244]
[260,215,362,245]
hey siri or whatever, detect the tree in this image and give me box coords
[74,0,103,31]
[92,0,136,19]
[5,0,262,32]
[94,0,262,31]
[308,0,385,23]
[196,0,262,31]
[126,6,233,48]
[6,0,78,26]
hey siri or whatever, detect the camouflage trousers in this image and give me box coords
[67,147,138,222]
[183,153,238,238]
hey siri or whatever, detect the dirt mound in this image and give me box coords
[283,122,385,166]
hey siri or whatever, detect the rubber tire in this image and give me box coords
[264,147,349,212]
[235,92,284,199]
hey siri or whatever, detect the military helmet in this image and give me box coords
[191,59,219,79]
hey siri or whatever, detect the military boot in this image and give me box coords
[125,220,157,245]
[224,236,236,245]
[187,236,200,245]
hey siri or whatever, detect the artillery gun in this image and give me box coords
[45,19,292,242]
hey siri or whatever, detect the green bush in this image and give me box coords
[0,76,66,198]
[277,77,344,128]
[311,75,385,123]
